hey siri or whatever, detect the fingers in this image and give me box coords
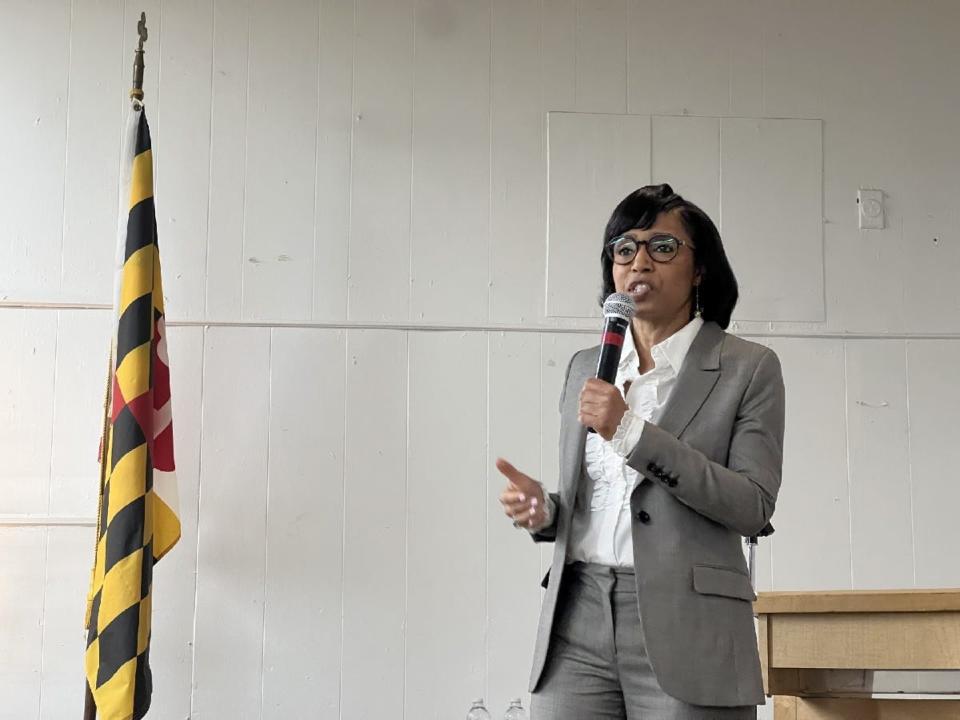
[581,377,615,393]
[503,497,547,527]
[579,391,613,417]
[496,457,549,527]
[495,457,537,492]
[580,378,619,403]
[499,490,544,526]
[494,456,520,482]
[499,487,538,511]
[502,495,538,518]
[499,488,528,511]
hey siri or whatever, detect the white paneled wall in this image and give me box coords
[547,112,651,318]
[2,1,960,718]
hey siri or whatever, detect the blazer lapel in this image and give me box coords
[558,355,592,508]
[655,321,724,439]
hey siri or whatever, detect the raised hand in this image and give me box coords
[496,457,550,529]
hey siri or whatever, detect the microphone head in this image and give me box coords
[602,293,635,321]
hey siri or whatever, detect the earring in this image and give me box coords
[694,285,702,318]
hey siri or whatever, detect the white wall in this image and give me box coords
[2,0,960,718]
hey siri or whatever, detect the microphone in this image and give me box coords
[596,293,635,383]
[588,293,636,434]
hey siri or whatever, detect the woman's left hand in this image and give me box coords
[578,378,628,441]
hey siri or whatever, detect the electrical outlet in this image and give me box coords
[858,189,884,230]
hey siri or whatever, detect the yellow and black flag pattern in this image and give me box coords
[85,104,180,720]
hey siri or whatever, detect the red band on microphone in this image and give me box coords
[601,330,625,348]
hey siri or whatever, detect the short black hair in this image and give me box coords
[599,183,739,329]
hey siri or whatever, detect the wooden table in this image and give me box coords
[755,589,960,719]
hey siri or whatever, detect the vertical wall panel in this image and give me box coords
[845,340,914,589]
[487,332,544,712]
[765,338,851,590]
[0,527,45,718]
[760,0,826,118]
[205,0,251,320]
[59,0,124,304]
[0,0,69,300]
[728,1,764,118]
[575,0,626,114]
[908,339,960,694]
[489,0,543,325]
[540,0,576,113]
[38,526,95,719]
[627,0,758,117]
[340,330,407,719]
[312,0,354,321]
[651,115,721,223]
[49,310,112,518]
[261,328,345,718]
[901,213,960,335]
[191,326,270,719]
[547,112,651,318]
[154,0,214,322]
[348,0,414,322]
[721,118,824,322]
[241,0,319,321]
[410,0,491,324]
[150,325,205,720]
[406,332,487,717]
[0,311,57,515]
[907,340,960,588]
[822,224,906,335]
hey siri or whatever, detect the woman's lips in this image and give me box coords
[628,283,651,299]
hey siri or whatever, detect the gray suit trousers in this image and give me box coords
[531,562,757,720]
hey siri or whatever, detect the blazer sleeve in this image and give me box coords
[528,349,580,543]
[624,347,785,537]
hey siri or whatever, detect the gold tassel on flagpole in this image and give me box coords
[130,12,148,105]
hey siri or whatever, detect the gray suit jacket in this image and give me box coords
[529,320,785,707]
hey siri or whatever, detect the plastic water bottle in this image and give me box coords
[466,698,491,720]
[504,698,527,720]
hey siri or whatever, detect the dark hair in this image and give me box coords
[599,183,739,329]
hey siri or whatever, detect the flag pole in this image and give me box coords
[130,11,147,104]
[83,13,149,719]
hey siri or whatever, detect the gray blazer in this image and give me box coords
[529,320,785,707]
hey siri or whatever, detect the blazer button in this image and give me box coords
[636,510,651,524]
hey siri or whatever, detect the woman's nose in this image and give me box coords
[630,244,654,270]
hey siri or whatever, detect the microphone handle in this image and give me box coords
[596,315,628,383]
[588,315,630,434]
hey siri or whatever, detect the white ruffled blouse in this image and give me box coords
[566,317,704,567]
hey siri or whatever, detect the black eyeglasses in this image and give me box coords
[604,234,694,265]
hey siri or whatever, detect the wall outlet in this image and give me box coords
[858,189,885,230]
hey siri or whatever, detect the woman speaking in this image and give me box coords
[497,184,785,719]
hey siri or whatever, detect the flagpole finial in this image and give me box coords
[130,12,148,104]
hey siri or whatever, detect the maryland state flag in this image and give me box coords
[84,103,180,720]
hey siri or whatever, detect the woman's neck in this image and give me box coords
[630,314,693,374]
